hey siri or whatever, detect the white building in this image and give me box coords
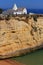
[2,4,27,16]
[13,4,27,15]
[29,13,35,15]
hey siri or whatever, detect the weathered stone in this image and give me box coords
[0,16,43,59]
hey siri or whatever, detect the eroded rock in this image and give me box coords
[0,16,43,58]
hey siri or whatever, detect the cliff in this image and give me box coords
[0,15,43,58]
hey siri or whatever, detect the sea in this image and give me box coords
[27,9,43,14]
[11,49,43,65]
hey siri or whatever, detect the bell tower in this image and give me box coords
[13,4,17,10]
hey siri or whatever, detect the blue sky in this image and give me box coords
[0,0,43,9]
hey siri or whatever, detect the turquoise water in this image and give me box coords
[11,49,43,65]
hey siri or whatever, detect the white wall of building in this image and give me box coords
[23,8,27,14]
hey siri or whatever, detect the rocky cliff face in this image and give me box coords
[0,16,43,58]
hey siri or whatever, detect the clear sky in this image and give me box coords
[0,0,43,9]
